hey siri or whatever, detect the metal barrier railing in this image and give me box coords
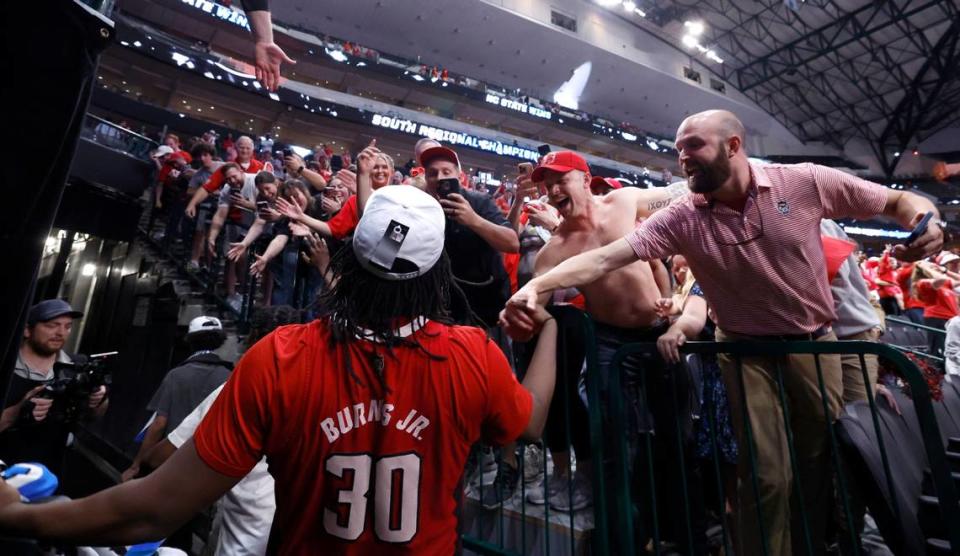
[887,316,948,336]
[461,308,604,556]
[460,327,960,555]
[606,340,960,556]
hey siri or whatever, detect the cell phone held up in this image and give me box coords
[903,211,933,246]
[437,177,460,199]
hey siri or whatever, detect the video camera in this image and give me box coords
[35,351,116,424]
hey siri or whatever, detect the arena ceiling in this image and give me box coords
[640,0,960,176]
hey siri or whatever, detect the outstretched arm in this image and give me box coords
[0,439,237,546]
[244,7,296,92]
[512,238,639,310]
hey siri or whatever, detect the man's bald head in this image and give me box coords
[679,110,746,145]
[236,135,255,147]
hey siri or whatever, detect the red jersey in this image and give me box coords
[876,252,900,298]
[916,278,959,320]
[327,195,360,240]
[194,320,531,555]
[201,158,264,193]
[895,264,923,310]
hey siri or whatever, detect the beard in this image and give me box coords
[26,335,62,357]
[686,145,731,194]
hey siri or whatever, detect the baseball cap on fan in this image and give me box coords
[590,176,623,193]
[531,151,590,182]
[419,146,461,171]
[353,186,446,280]
[188,316,223,335]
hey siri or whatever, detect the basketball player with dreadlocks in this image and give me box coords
[0,187,559,555]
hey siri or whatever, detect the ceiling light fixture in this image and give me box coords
[684,20,705,36]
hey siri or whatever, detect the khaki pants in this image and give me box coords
[838,328,880,404]
[716,329,843,556]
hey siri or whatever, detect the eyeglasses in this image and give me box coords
[707,195,764,246]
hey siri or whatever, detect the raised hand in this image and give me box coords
[227,242,248,262]
[275,197,304,221]
[356,139,381,177]
[254,41,296,92]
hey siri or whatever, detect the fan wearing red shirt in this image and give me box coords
[279,143,395,241]
[0,187,559,556]
[184,136,264,219]
[895,262,925,324]
[914,256,960,356]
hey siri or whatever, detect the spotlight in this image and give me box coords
[82,263,97,277]
[684,21,705,36]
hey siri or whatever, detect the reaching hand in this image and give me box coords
[656,327,688,364]
[356,139,381,177]
[250,254,268,277]
[500,283,543,341]
[337,169,357,194]
[227,242,248,262]
[275,197,305,221]
[304,234,331,272]
[288,222,311,237]
[654,298,680,319]
[321,195,343,215]
[254,41,296,92]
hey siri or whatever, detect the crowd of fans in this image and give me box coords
[4,107,959,555]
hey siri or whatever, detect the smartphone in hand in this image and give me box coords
[437,177,460,198]
[903,211,933,246]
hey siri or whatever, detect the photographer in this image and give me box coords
[0,300,108,475]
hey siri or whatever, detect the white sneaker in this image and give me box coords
[522,444,544,484]
[549,470,592,512]
[526,471,568,505]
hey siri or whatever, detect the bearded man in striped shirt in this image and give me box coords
[503,110,943,555]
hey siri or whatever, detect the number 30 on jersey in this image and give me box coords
[324,453,421,543]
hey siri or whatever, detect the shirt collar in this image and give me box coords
[691,162,772,208]
[353,317,430,343]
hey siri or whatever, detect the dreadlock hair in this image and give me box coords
[245,305,304,350]
[318,246,480,394]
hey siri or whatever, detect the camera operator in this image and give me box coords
[0,300,108,475]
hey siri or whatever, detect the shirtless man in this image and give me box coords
[500,151,701,551]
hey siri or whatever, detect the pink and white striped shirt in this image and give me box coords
[624,163,888,335]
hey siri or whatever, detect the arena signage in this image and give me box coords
[370,114,539,161]
[484,94,552,120]
[181,0,250,30]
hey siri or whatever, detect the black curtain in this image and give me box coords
[1,2,115,403]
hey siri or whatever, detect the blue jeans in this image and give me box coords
[270,247,298,307]
[579,320,704,553]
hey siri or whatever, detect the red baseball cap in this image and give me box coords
[532,151,590,182]
[419,146,461,170]
[590,176,623,192]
